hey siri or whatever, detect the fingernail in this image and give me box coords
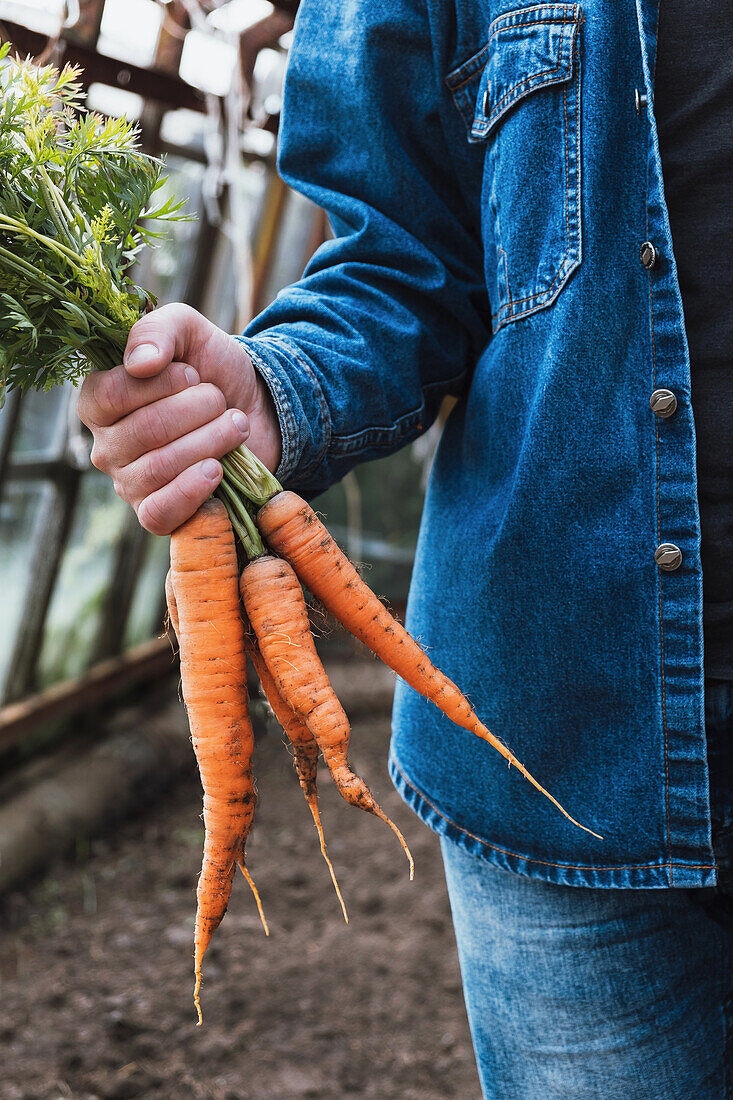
[126,343,159,368]
[202,459,221,481]
[184,366,199,386]
[232,411,249,436]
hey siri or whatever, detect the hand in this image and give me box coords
[77,303,282,535]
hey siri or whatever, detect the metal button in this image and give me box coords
[634,88,648,115]
[649,388,677,418]
[640,240,657,269]
[655,543,682,571]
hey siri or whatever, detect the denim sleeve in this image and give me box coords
[238,0,489,497]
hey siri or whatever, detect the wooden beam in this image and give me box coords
[0,689,193,895]
[0,636,177,752]
[65,0,107,47]
[0,21,206,112]
[270,0,300,15]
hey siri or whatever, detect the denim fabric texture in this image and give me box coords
[238,1,718,888]
[440,679,733,1099]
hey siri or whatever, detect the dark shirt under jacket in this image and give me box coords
[655,2,733,679]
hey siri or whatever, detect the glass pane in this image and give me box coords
[98,0,162,67]
[10,385,71,460]
[179,31,236,97]
[160,109,208,151]
[123,531,170,648]
[199,161,270,330]
[0,1,65,35]
[37,472,129,688]
[263,189,320,303]
[240,161,270,238]
[135,158,205,306]
[86,83,144,122]
[251,47,287,119]
[208,0,274,35]
[0,480,50,695]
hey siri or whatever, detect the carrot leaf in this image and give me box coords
[0,43,190,401]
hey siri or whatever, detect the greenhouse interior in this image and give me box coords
[0,2,479,1097]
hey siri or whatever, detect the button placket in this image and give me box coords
[638,135,677,568]
[633,0,711,882]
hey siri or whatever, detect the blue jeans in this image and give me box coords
[441,680,733,1099]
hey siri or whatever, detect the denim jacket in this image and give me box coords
[239,0,717,888]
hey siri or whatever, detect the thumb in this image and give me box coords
[123,303,204,379]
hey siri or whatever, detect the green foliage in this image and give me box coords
[0,43,189,401]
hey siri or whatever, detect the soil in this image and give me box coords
[1,693,481,1100]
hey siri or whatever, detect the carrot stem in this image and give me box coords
[221,457,254,497]
[215,481,264,559]
[223,445,281,506]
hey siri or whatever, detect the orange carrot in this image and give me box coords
[167,500,268,1026]
[240,555,414,877]
[243,625,349,922]
[257,491,601,840]
[165,568,178,638]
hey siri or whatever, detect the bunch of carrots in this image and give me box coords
[164,451,601,1024]
[0,47,599,1026]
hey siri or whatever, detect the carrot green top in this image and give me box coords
[0,42,187,397]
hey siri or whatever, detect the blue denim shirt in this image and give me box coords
[239,0,717,888]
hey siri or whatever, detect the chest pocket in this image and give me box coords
[447,5,583,332]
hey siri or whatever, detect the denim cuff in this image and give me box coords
[234,334,332,489]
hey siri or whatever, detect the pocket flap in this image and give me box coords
[446,4,581,144]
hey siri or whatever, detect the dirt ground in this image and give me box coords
[1,692,481,1099]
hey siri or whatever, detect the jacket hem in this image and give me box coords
[388,753,717,890]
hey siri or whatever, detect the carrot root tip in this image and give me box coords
[308,798,349,924]
[194,975,203,1027]
[239,862,270,936]
[373,807,414,880]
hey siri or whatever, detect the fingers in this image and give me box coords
[75,299,278,536]
[119,408,250,504]
[123,303,214,379]
[79,360,199,428]
[90,382,228,469]
[137,460,224,536]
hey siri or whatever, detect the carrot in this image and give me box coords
[165,567,179,639]
[257,491,601,840]
[240,554,414,877]
[243,626,349,922]
[167,500,268,1026]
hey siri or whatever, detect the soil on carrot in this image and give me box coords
[1,686,481,1099]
